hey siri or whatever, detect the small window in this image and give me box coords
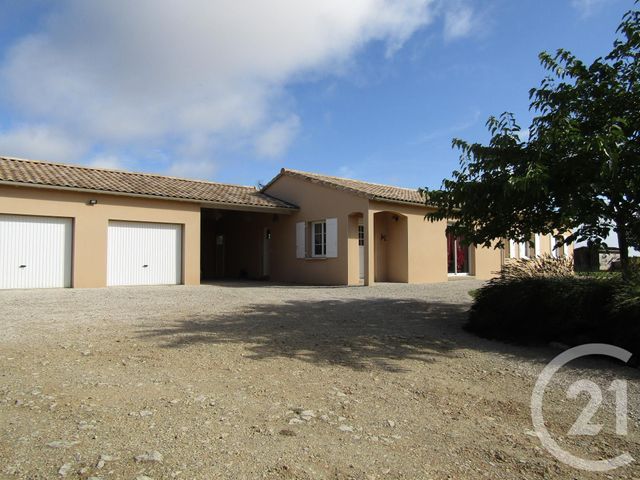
[358,225,364,246]
[312,221,327,257]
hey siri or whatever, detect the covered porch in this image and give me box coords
[347,209,410,285]
[200,206,290,282]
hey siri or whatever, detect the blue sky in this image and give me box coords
[0,0,632,193]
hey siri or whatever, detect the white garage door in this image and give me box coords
[108,221,182,286]
[0,214,72,289]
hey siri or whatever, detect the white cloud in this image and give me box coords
[571,0,609,18]
[0,0,437,175]
[0,125,86,163]
[255,115,301,159]
[168,159,218,180]
[443,4,475,41]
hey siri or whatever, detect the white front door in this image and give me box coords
[107,221,182,286]
[0,214,72,289]
[358,223,365,280]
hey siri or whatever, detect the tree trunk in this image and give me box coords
[616,224,631,281]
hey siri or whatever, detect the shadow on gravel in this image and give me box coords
[139,298,471,372]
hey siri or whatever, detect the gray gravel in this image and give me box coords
[1,280,639,479]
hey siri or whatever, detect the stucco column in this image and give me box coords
[364,209,375,286]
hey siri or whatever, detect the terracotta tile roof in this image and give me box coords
[0,156,297,210]
[271,168,426,205]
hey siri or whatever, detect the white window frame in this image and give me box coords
[311,220,327,257]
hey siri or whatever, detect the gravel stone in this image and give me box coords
[47,440,80,449]
[134,451,163,463]
[57,463,72,476]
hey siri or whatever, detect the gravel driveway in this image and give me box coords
[1,280,639,479]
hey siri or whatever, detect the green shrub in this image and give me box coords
[575,270,622,280]
[467,251,640,359]
[609,280,640,355]
[467,277,619,345]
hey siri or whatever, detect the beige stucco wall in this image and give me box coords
[471,243,504,279]
[373,212,409,282]
[0,185,201,288]
[369,201,449,284]
[265,175,369,285]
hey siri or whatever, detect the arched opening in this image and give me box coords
[374,211,408,283]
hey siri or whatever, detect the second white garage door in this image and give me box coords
[107,221,182,286]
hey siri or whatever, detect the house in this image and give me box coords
[0,156,569,289]
[574,245,621,271]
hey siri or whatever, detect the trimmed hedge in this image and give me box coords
[466,276,640,358]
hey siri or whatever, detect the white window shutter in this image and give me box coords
[296,222,306,258]
[325,218,338,258]
[519,242,527,258]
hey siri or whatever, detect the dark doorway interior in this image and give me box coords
[201,208,275,281]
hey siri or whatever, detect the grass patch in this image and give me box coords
[575,270,622,280]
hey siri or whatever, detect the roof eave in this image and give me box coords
[200,200,297,214]
[0,180,298,214]
[370,195,435,209]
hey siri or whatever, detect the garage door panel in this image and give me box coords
[0,214,72,289]
[107,221,182,286]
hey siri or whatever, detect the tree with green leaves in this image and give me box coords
[424,4,640,280]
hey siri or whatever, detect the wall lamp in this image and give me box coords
[87,199,98,206]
